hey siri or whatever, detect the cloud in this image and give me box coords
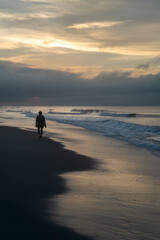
[136,57,160,69]
[68,21,124,29]
[1,0,160,76]
[137,63,150,69]
[0,11,59,21]
[1,0,160,55]
[0,61,160,105]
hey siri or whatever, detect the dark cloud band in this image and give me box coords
[0,61,159,105]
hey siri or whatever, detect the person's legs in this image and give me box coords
[37,125,44,138]
[38,126,40,135]
[40,127,43,136]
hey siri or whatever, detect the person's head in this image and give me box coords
[39,111,42,115]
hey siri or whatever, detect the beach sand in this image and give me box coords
[1,125,160,240]
[0,126,94,240]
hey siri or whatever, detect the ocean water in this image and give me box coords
[0,106,160,152]
[1,105,160,240]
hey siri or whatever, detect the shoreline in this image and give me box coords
[45,123,160,240]
[0,126,94,240]
[1,123,160,239]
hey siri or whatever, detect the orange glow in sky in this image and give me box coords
[0,0,160,77]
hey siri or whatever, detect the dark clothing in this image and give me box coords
[36,115,46,128]
[36,115,46,137]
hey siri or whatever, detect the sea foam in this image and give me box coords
[23,108,160,151]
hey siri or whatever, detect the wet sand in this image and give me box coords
[44,122,160,240]
[0,126,94,240]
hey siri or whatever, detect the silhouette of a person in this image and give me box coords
[35,111,47,138]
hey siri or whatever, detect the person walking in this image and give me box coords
[35,111,47,138]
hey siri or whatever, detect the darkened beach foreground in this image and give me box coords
[0,126,94,240]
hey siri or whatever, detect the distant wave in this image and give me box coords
[48,108,160,119]
[101,112,160,118]
[6,110,22,113]
[49,109,138,117]
[0,116,13,119]
[100,112,138,118]
[48,111,84,115]
[71,109,105,114]
[71,108,138,117]
[23,111,36,118]
[48,109,105,115]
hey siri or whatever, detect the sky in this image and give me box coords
[0,0,160,105]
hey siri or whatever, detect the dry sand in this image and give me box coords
[0,126,94,240]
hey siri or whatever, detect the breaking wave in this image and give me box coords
[23,110,160,151]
